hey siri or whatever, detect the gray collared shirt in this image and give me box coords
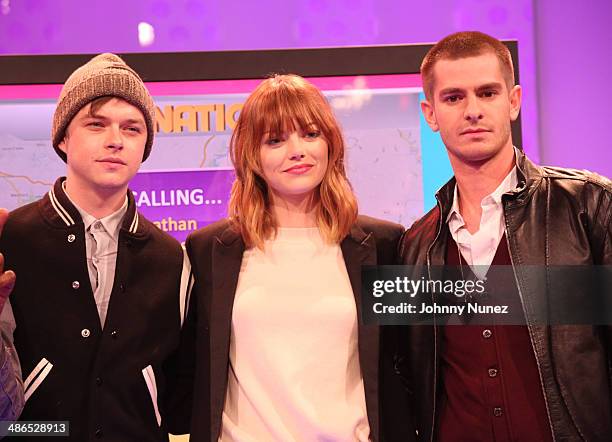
[65,191,128,328]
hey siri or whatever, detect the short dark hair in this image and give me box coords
[87,96,114,116]
[64,96,115,139]
[421,31,515,99]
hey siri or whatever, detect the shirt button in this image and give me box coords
[67,234,76,243]
[94,221,103,230]
[72,281,80,289]
[482,329,492,339]
[493,407,503,417]
[95,377,102,386]
[488,368,499,377]
[95,428,103,438]
[81,328,91,338]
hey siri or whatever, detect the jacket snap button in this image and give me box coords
[67,234,76,243]
[111,330,118,339]
[94,428,103,438]
[72,281,80,289]
[482,329,492,339]
[488,368,498,377]
[493,407,503,417]
[81,328,90,338]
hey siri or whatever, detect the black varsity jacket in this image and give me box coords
[0,178,189,442]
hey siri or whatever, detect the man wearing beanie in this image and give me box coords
[0,53,190,441]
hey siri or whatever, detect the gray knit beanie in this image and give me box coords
[52,53,155,162]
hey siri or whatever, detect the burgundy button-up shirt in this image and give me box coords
[436,235,552,442]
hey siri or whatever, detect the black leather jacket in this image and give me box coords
[398,149,612,441]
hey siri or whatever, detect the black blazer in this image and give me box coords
[165,215,413,441]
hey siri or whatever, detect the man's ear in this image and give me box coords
[421,99,439,132]
[58,139,67,155]
[58,131,69,156]
[509,85,522,121]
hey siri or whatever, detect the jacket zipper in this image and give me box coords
[426,197,444,442]
[503,206,556,441]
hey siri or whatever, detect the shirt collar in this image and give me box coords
[446,166,519,226]
[63,182,128,237]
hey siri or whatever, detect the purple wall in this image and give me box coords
[0,0,610,176]
[534,0,611,176]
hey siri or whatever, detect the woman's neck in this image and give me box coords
[269,191,318,227]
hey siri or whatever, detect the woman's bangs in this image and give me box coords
[257,87,326,138]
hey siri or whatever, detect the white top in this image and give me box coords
[447,167,518,279]
[65,186,128,328]
[220,227,370,442]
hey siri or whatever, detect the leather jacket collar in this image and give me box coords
[434,147,543,218]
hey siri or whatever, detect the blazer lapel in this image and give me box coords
[341,224,380,440]
[209,226,245,434]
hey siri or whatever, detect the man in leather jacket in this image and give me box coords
[399,31,611,441]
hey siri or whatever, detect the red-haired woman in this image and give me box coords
[168,75,410,442]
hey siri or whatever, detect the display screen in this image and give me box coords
[0,74,452,241]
